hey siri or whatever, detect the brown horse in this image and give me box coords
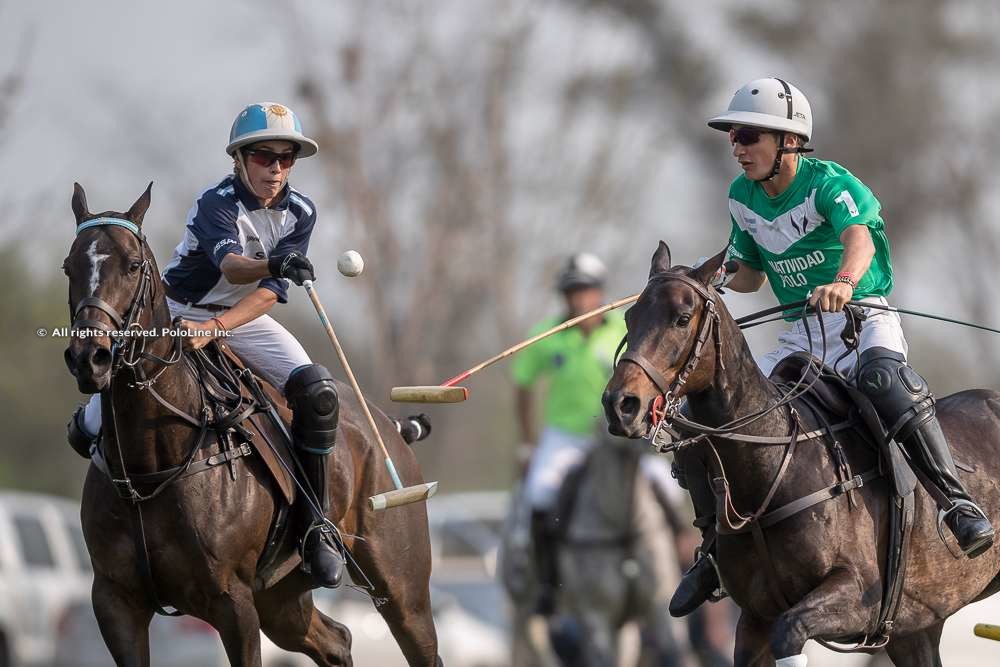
[62,183,441,667]
[603,242,1000,667]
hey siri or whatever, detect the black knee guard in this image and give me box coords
[284,364,339,455]
[857,347,934,442]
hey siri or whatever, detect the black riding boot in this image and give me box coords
[66,405,97,459]
[907,418,994,557]
[859,347,995,558]
[285,365,346,588]
[669,445,725,618]
[530,509,560,616]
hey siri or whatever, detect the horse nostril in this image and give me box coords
[618,394,641,421]
[90,347,113,371]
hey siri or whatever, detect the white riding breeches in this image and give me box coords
[523,427,685,511]
[81,297,312,437]
[524,427,596,511]
[755,296,908,379]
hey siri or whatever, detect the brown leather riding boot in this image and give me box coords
[669,447,725,617]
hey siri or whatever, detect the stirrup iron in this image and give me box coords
[936,499,990,559]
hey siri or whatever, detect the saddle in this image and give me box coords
[769,352,853,420]
[762,351,916,649]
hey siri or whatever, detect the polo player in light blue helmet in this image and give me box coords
[68,102,347,588]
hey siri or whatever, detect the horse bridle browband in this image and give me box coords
[616,271,724,428]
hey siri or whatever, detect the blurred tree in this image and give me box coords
[274,0,725,489]
[0,243,90,496]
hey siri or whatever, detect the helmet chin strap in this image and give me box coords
[234,151,264,199]
[752,131,814,183]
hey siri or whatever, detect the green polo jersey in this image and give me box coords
[726,157,893,318]
[511,312,627,435]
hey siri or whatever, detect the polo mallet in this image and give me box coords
[303,280,438,511]
[975,624,1000,641]
[390,293,642,403]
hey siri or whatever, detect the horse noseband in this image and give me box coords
[616,272,723,427]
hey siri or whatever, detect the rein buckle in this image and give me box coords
[112,477,139,502]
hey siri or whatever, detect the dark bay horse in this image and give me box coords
[603,242,1000,666]
[62,183,441,666]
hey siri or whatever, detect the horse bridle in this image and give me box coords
[71,217,180,377]
[615,271,723,431]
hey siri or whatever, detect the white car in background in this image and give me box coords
[0,491,93,667]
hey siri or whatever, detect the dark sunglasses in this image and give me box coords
[244,147,298,169]
[729,127,769,146]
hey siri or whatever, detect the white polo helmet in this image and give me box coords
[708,78,812,141]
[557,253,607,292]
[226,102,319,158]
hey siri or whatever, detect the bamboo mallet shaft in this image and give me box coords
[303,281,431,510]
[390,292,641,403]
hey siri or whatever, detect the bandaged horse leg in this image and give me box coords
[67,393,102,459]
[284,363,346,587]
[858,347,995,557]
[669,441,725,617]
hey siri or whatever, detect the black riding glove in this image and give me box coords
[268,251,316,286]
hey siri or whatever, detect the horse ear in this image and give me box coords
[126,182,153,224]
[649,241,672,277]
[692,248,727,286]
[72,183,89,223]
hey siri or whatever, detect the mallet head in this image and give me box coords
[390,385,469,403]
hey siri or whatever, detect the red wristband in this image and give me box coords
[834,272,858,289]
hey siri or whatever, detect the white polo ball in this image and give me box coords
[337,250,364,277]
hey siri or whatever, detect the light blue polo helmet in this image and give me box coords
[226,102,319,158]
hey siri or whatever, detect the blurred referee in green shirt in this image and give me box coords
[511,253,627,614]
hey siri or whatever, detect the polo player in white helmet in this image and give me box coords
[67,102,347,588]
[666,79,995,631]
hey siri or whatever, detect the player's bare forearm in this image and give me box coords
[725,260,767,293]
[837,225,875,280]
[214,288,278,330]
[220,254,271,284]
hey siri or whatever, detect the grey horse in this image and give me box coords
[500,436,689,666]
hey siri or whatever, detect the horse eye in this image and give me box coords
[128,260,142,273]
[677,314,692,327]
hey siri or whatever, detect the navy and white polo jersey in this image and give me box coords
[161,175,317,306]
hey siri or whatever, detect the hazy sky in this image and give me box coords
[4,1,310,226]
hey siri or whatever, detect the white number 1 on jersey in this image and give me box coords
[834,190,860,217]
